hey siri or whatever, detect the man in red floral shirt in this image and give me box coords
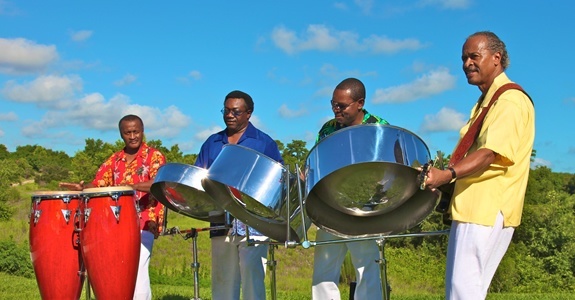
[60,114,166,300]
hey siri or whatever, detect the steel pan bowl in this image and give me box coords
[201,144,308,243]
[150,163,223,222]
[305,124,439,237]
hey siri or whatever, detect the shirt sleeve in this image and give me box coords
[149,149,166,179]
[194,142,208,168]
[480,90,531,167]
[92,155,115,187]
[265,139,284,165]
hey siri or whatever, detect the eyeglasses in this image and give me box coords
[330,100,357,111]
[221,108,248,117]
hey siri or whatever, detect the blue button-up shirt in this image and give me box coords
[195,122,284,237]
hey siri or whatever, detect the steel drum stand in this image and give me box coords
[268,244,278,300]
[161,224,230,300]
[374,230,450,300]
[244,165,308,300]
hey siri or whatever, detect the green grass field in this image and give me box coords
[3,184,575,299]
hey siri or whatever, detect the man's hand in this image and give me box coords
[146,220,160,239]
[59,181,84,191]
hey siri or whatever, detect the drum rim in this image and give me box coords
[32,191,81,197]
[221,143,286,170]
[305,123,429,161]
[82,186,134,193]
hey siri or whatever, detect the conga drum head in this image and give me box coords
[305,124,439,238]
[82,185,134,195]
[202,144,309,243]
[150,163,223,222]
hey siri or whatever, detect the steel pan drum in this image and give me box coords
[150,163,223,222]
[305,124,439,237]
[201,144,308,243]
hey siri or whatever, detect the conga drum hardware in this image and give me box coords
[79,186,140,300]
[81,191,124,223]
[31,194,75,225]
[29,191,85,300]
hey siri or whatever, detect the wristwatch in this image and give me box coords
[447,167,457,184]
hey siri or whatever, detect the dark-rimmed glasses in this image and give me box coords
[330,100,357,111]
[221,108,247,117]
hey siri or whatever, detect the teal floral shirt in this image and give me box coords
[316,109,389,143]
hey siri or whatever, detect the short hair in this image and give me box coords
[118,114,144,131]
[468,31,509,70]
[224,90,254,112]
[335,78,366,101]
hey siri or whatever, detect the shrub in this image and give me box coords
[0,238,34,278]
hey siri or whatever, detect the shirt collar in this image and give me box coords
[215,122,257,144]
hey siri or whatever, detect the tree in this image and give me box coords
[281,140,308,173]
[0,144,9,160]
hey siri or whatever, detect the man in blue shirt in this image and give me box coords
[194,90,283,300]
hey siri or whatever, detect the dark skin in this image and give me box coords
[423,35,501,190]
[223,97,252,144]
[59,118,159,237]
[331,88,365,126]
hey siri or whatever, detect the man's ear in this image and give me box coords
[357,98,365,110]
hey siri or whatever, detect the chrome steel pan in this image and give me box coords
[305,124,439,237]
[201,144,308,242]
[150,163,223,222]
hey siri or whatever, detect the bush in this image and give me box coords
[0,238,34,278]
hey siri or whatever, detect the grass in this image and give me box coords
[4,184,575,299]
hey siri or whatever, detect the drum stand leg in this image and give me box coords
[185,228,202,300]
[267,244,278,300]
[376,238,391,300]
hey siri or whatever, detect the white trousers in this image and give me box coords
[211,235,269,300]
[134,230,154,300]
[312,229,383,300]
[445,212,514,300]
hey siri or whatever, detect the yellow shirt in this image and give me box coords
[450,73,535,227]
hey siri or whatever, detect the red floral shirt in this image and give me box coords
[92,142,166,232]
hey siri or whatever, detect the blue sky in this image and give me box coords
[0,1,573,172]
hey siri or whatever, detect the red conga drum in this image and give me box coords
[29,191,84,300]
[79,186,140,300]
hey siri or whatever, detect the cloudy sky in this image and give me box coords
[0,1,573,172]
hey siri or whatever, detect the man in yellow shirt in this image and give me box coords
[422,31,535,299]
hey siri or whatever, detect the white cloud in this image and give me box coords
[23,93,191,140]
[0,38,58,74]
[373,67,456,103]
[0,112,17,121]
[278,104,308,118]
[2,74,82,108]
[271,24,424,55]
[418,0,472,9]
[189,70,202,80]
[146,105,193,138]
[0,128,3,137]
[70,30,93,42]
[420,107,466,133]
[333,2,348,10]
[531,157,552,169]
[195,126,222,142]
[114,74,137,86]
[355,0,374,14]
